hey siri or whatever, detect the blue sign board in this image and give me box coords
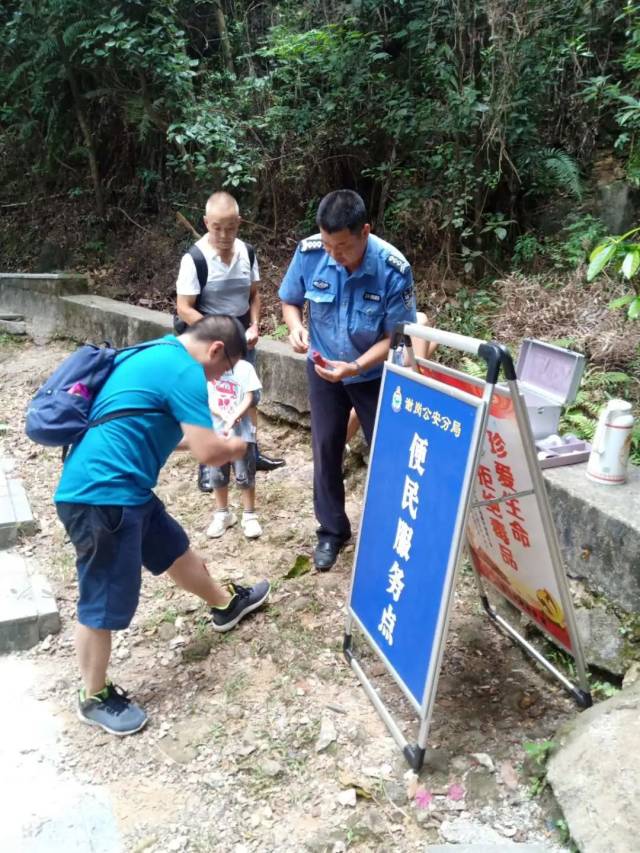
[349,365,480,709]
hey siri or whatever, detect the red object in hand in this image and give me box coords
[311,350,328,368]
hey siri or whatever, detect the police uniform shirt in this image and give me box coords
[278,232,417,384]
[175,236,259,318]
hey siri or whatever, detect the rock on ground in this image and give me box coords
[547,680,640,853]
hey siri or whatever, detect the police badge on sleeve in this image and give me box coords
[401,286,415,309]
[386,254,409,275]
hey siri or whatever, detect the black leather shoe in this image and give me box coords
[197,464,214,493]
[314,540,346,572]
[255,453,286,472]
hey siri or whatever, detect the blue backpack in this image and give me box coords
[25,340,172,454]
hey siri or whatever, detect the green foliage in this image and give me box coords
[438,288,497,340]
[523,739,556,767]
[265,323,290,342]
[554,817,579,852]
[523,739,555,796]
[551,215,608,270]
[518,147,583,200]
[560,367,640,465]
[514,216,607,272]
[581,4,640,184]
[513,234,545,269]
[0,0,635,274]
[587,224,640,319]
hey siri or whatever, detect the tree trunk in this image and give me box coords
[58,40,105,218]
[214,1,235,76]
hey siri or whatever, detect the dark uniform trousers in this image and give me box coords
[307,360,381,545]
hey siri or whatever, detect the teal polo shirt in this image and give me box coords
[55,336,212,505]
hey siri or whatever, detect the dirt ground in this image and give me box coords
[1,336,575,852]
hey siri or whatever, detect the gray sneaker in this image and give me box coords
[210,581,271,632]
[77,682,148,736]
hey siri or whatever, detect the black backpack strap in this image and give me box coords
[116,338,180,357]
[187,246,208,313]
[89,407,166,427]
[62,406,167,462]
[89,341,180,423]
[243,241,256,271]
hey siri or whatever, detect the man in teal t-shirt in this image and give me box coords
[55,315,270,736]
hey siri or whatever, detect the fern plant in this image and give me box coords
[518,147,583,200]
[559,369,640,465]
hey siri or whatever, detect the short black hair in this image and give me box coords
[316,190,367,234]
[186,314,247,360]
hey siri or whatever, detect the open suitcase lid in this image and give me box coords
[516,338,586,405]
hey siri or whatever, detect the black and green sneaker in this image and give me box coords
[210,580,271,633]
[77,681,148,736]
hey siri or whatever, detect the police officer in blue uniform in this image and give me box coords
[279,190,417,570]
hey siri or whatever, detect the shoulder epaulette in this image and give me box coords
[300,237,323,253]
[386,254,409,275]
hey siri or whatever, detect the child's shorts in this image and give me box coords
[208,443,256,489]
[56,494,189,630]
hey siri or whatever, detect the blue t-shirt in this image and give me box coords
[278,233,417,383]
[55,336,212,505]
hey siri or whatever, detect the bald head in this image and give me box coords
[203,192,240,257]
[205,191,239,218]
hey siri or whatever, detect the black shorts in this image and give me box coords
[56,494,189,630]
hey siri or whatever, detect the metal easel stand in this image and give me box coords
[344,325,506,772]
[476,345,592,708]
[478,594,592,708]
[342,636,427,770]
[391,333,592,709]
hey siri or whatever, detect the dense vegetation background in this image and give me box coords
[1,0,639,455]
[2,0,639,265]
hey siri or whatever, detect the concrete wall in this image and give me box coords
[544,464,640,612]
[0,274,310,417]
[0,274,88,343]
[59,295,173,349]
[2,273,639,617]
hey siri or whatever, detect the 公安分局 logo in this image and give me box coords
[391,386,402,413]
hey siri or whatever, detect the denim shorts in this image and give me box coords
[209,443,257,489]
[56,495,189,630]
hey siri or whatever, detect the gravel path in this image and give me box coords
[0,337,573,852]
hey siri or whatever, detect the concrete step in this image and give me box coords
[0,656,123,852]
[0,551,60,652]
[426,846,560,852]
[0,464,37,549]
[0,313,27,335]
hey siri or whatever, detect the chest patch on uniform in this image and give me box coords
[313,279,330,290]
[386,254,409,275]
[301,238,323,253]
[401,286,415,309]
[363,291,382,302]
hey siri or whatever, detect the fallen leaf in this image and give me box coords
[337,771,374,799]
[471,752,495,772]
[498,760,519,790]
[447,783,465,801]
[404,770,419,800]
[284,555,311,579]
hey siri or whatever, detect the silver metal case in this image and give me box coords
[515,339,585,440]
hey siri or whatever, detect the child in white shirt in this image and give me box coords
[205,359,263,539]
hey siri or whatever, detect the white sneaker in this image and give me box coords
[241,514,262,539]
[206,511,237,538]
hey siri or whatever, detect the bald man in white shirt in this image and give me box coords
[176,192,285,476]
